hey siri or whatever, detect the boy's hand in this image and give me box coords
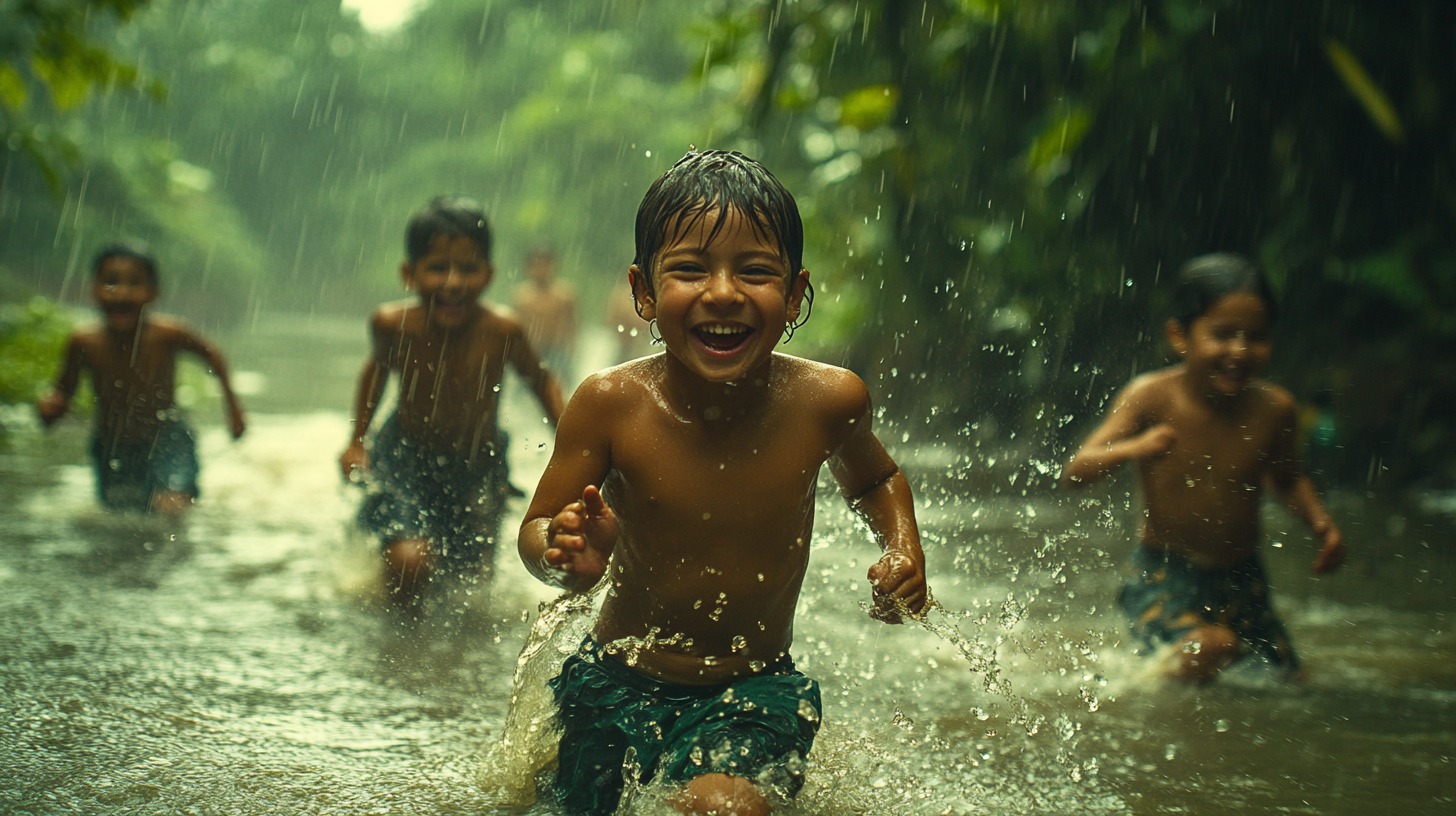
[1129,423,1177,459]
[541,485,618,591]
[1311,520,1345,575]
[339,441,369,483]
[227,405,247,440]
[867,549,927,624]
[36,392,67,426]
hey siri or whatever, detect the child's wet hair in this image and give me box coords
[1170,252,1278,326]
[93,240,160,286]
[405,195,492,262]
[632,149,805,297]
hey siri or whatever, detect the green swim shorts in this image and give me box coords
[1117,546,1300,670]
[548,636,822,815]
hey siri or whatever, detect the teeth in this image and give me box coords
[700,324,745,335]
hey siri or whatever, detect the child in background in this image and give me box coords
[339,196,564,614]
[1062,252,1345,683]
[511,247,580,389]
[518,150,928,815]
[37,241,247,515]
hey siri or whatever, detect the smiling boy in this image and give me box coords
[37,241,247,515]
[518,151,928,815]
[340,196,564,612]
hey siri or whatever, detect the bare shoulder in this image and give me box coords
[1251,379,1298,420]
[144,314,204,345]
[368,299,416,335]
[476,301,527,337]
[776,354,870,421]
[1124,366,1179,402]
[557,359,657,432]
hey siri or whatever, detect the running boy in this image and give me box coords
[36,241,247,515]
[1062,253,1345,683]
[340,195,565,613]
[518,150,928,815]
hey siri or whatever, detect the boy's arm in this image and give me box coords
[340,316,391,481]
[36,334,86,426]
[1061,380,1173,488]
[518,377,616,592]
[177,327,246,439]
[505,321,565,425]
[827,381,928,623]
[1265,396,1345,574]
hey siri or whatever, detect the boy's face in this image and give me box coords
[1167,290,1273,398]
[92,256,158,334]
[401,234,492,330]
[631,206,809,384]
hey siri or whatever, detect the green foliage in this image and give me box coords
[0,296,73,406]
[0,0,1450,487]
[0,0,160,189]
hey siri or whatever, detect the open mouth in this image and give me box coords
[694,323,753,353]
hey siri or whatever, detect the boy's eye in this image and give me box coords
[740,266,782,280]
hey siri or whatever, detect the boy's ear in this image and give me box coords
[787,268,811,319]
[1165,318,1188,357]
[628,265,655,320]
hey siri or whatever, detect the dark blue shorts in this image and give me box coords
[1118,546,1300,669]
[549,636,822,815]
[356,415,512,570]
[90,415,199,512]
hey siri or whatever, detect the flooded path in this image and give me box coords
[1,314,1452,814]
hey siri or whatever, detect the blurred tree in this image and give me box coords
[0,0,156,189]
[692,0,1454,489]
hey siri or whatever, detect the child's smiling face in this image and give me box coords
[402,233,492,330]
[92,256,158,334]
[1169,290,1273,398]
[633,206,808,384]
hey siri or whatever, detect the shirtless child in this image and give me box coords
[340,196,564,613]
[37,241,247,515]
[1062,253,1345,683]
[511,247,579,388]
[518,150,928,815]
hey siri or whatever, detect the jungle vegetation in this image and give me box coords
[2,0,1451,490]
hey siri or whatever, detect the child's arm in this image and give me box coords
[1061,380,1173,488]
[506,322,566,425]
[339,317,391,481]
[36,334,85,426]
[828,382,928,623]
[178,328,246,439]
[1266,396,1345,575]
[518,378,616,593]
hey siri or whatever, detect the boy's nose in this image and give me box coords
[702,270,742,305]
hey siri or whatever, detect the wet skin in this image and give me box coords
[1063,292,1341,571]
[340,233,564,472]
[518,207,928,686]
[36,256,247,513]
[1062,291,1344,681]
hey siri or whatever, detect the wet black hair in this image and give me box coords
[405,195,492,263]
[92,240,159,286]
[1170,252,1279,327]
[632,150,808,308]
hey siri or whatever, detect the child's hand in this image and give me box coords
[36,392,67,426]
[1130,423,1177,459]
[227,406,247,440]
[867,550,927,624]
[339,441,369,483]
[1311,520,1345,575]
[541,485,618,591]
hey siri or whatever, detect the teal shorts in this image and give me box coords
[356,414,512,570]
[548,636,822,815]
[90,414,199,512]
[1118,546,1300,670]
